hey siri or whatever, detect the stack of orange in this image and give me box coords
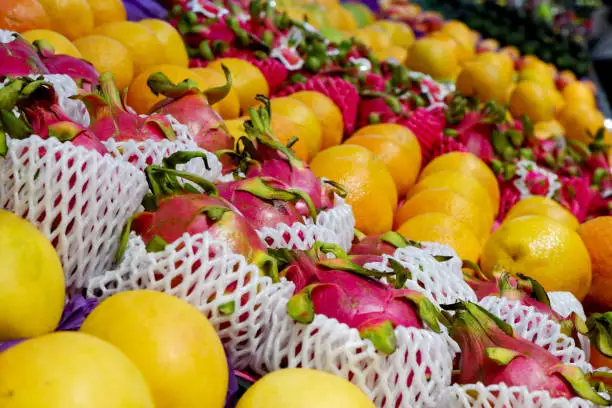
[393,152,500,263]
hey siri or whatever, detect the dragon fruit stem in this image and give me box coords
[202,64,232,106]
[145,166,218,203]
[250,251,280,282]
[162,150,211,171]
[116,214,136,262]
[359,320,398,355]
[321,179,348,199]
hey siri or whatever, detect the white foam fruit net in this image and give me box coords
[256,195,355,251]
[103,115,222,178]
[0,74,90,127]
[86,231,275,370]
[363,243,477,305]
[478,296,591,372]
[249,282,456,407]
[438,382,603,408]
[0,136,147,288]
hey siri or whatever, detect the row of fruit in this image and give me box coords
[3,0,612,407]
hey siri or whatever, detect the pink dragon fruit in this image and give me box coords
[402,106,446,162]
[445,301,609,404]
[118,151,277,279]
[272,242,445,354]
[216,176,317,230]
[33,40,99,89]
[0,76,106,156]
[349,231,416,256]
[240,98,345,212]
[76,72,176,143]
[146,68,234,158]
[0,32,49,77]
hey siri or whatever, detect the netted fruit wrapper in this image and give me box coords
[249,282,457,407]
[256,195,355,252]
[86,231,277,370]
[103,115,222,179]
[0,136,147,288]
[438,382,607,408]
[478,296,591,372]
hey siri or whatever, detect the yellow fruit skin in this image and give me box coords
[419,152,500,216]
[395,188,492,241]
[207,58,269,113]
[456,61,511,104]
[510,81,554,123]
[85,0,126,26]
[310,145,394,235]
[504,196,579,230]
[139,19,189,68]
[481,215,592,300]
[578,217,612,309]
[80,290,228,408]
[396,212,482,263]
[270,97,322,160]
[37,0,94,40]
[0,210,64,341]
[562,81,596,108]
[73,35,133,91]
[93,21,163,76]
[406,38,459,81]
[20,29,81,57]
[408,170,495,223]
[191,67,241,119]
[236,368,375,408]
[288,91,344,150]
[0,332,154,408]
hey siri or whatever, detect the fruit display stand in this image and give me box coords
[4,0,612,407]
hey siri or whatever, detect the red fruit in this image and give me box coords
[275,76,359,135]
[0,32,49,77]
[147,69,234,158]
[447,302,608,405]
[429,134,468,162]
[34,39,99,90]
[223,49,288,94]
[276,243,445,355]
[77,72,176,143]
[402,107,446,162]
[349,231,416,256]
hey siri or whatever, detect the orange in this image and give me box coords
[578,217,612,309]
[139,19,188,68]
[509,81,554,123]
[344,133,419,197]
[85,0,126,27]
[371,20,414,49]
[439,20,475,63]
[473,51,514,77]
[396,212,482,263]
[590,344,612,369]
[270,114,310,162]
[288,91,343,150]
[73,35,133,91]
[310,145,396,235]
[270,97,322,160]
[519,68,555,89]
[126,64,209,114]
[373,45,408,64]
[94,21,163,76]
[191,67,240,119]
[548,88,565,113]
[37,0,94,40]
[456,61,511,104]
[558,105,609,145]
[533,119,565,141]
[426,31,465,64]
[481,215,592,300]
[207,58,269,113]
[21,29,81,57]
[562,81,596,109]
[81,290,228,408]
[0,0,51,32]
[407,170,495,222]
[394,188,493,241]
[326,5,357,31]
[353,26,391,50]
[0,332,155,408]
[406,38,459,81]
[419,152,500,217]
[505,196,578,230]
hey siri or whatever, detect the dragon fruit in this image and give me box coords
[349,231,416,256]
[76,72,176,143]
[240,98,345,212]
[0,77,106,156]
[146,68,234,156]
[216,176,317,230]
[272,242,445,354]
[445,301,609,405]
[118,151,277,278]
[33,40,99,90]
[0,31,49,77]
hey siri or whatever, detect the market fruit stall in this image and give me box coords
[2,0,612,407]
